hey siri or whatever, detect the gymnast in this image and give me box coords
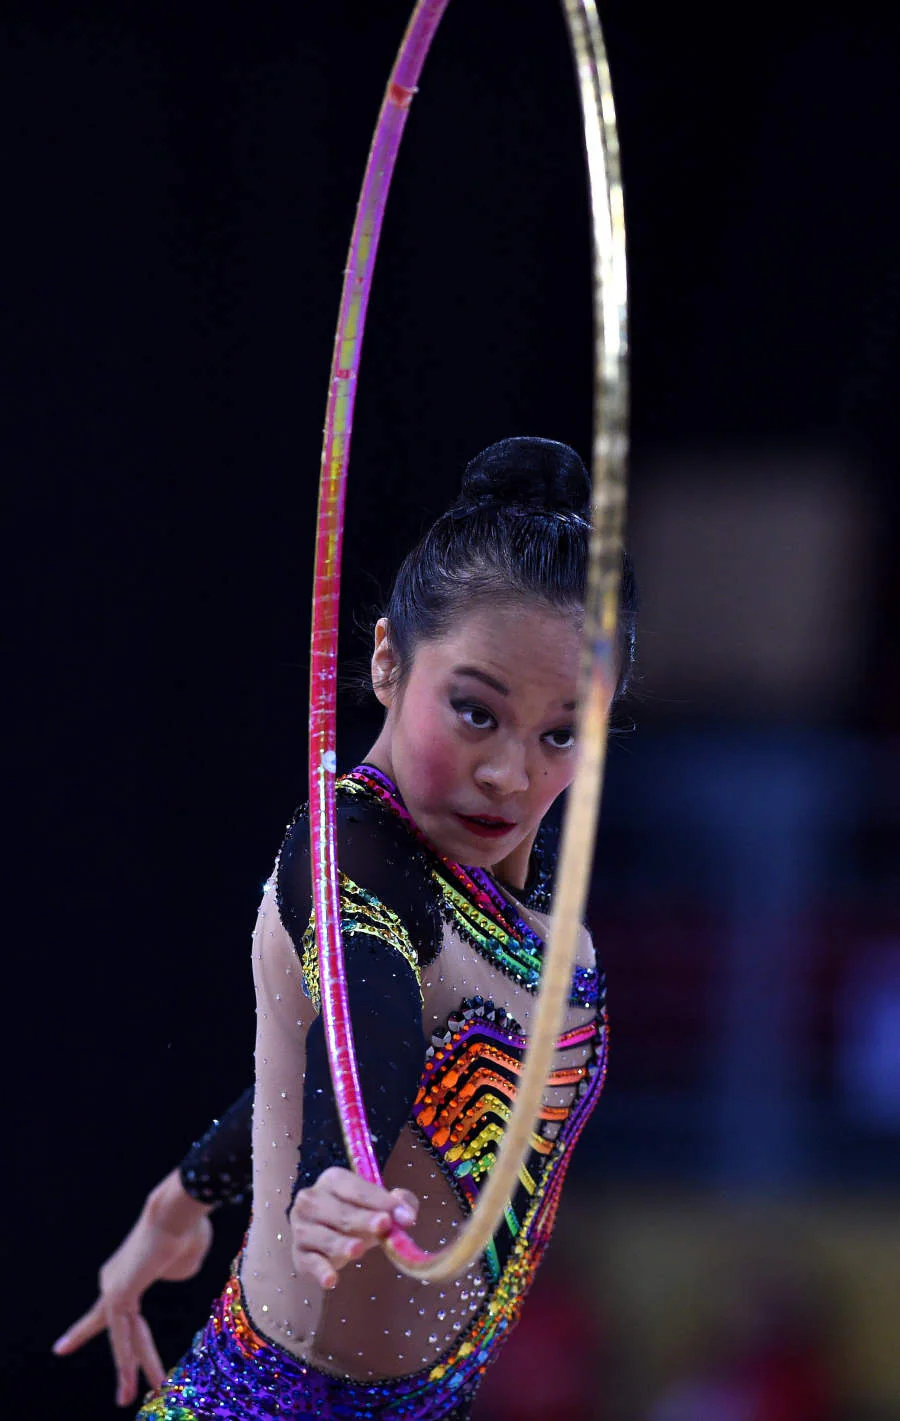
[54,436,637,1419]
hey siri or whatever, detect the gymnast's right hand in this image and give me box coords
[289,1165,418,1290]
[52,1168,213,1408]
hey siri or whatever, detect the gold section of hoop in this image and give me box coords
[385,0,628,1282]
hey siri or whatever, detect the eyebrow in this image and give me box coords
[452,665,509,696]
[452,664,576,713]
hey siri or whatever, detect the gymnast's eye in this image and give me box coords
[542,727,575,750]
[451,700,497,731]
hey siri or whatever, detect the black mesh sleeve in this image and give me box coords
[275,781,444,973]
[277,778,442,1201]
[179,1087,253,1207]
[290,935,426,1205]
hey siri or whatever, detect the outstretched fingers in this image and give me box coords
[52,1299,107,1356]
[54,1297,164,1408]
[107,1306,167,1407]
[134,1313,166,1391]
[108,1307,139,1407]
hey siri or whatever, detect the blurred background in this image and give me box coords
[7,0,898,1416]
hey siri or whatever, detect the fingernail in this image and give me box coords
[52,1338,66,1354]
[394,1204,415,1226]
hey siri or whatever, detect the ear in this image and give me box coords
[371,617,400,708]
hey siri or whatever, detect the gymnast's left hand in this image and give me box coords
[52,1168,213,1407]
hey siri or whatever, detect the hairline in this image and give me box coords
[381,588,585,688]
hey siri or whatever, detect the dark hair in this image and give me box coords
[379,436,637,704]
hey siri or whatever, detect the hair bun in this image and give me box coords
[459,437,591,517]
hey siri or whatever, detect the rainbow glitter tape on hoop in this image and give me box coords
[309,0,628,1281]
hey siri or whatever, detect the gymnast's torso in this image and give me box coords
[148,764,607,1419]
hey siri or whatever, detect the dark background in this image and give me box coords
[7,1,899,1415]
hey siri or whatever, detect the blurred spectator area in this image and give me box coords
[629,451,873,718]
[499,1189,900,1421]
[461,451,899,1419]
[573,447,899,1190]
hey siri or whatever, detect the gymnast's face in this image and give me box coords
[367,599,594,879]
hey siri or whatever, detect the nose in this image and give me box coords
[474,738,530,797]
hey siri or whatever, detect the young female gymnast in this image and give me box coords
[55,435,637,1419]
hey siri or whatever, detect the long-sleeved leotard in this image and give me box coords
[140,766,607,1421]
[179,810,558,1209]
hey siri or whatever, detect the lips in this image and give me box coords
[455,813,516,840]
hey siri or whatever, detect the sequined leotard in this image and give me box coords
[139,765,608,1420]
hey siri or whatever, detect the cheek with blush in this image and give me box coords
[397,695,462,807]
[417,748,460,808]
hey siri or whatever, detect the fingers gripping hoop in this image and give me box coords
[308,0,628,1282]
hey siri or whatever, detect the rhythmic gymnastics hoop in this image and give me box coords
[308,0,627,1283]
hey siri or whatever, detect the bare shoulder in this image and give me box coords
[253,875,317,1028]
[254,877,293,954]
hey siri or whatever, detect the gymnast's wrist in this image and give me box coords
[145,1167,215,1234]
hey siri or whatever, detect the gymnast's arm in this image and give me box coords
[150,790,442,1292]
[176,788,443,1208]
[177,806,549,1210]
[55,786,441,1383]
[275,791,443,1286]
[49,877,285,1405]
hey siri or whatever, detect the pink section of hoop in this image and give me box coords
[308,0,450,1266]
